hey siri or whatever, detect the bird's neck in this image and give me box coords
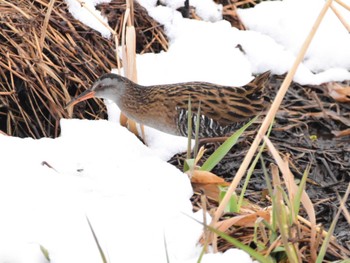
[119,83,156,122]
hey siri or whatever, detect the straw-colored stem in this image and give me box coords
[0,91,15,95]
[40,0,56,53]
[73,0,115,34]
[335,0,350,11]
[120,0,144,138]
[2,1,31,18]
[330,3,350,32]
[211,0,334,259]
[72,0,122,73]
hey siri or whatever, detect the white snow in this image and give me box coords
[64,0,112,38]
[1,0,350,262]
[151,0,223,22]
[238,0,350,72]
[0,120,196,263]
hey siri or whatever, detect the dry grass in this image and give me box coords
[0,0,167,138]
[211,0,331,245]
[1,0,349,262]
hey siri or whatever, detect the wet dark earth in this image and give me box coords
[1,0,348,257]
[169,74,350,254]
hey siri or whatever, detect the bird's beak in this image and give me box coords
[66,89,96,108]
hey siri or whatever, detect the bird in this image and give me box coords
[67,71,271,138]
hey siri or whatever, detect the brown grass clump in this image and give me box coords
[0,0,168,138]
[0,0,253,139]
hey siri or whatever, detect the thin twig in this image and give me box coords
[211,1,334,259]
[330,3,350,32]
[334,0,350,11]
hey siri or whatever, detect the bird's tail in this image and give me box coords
[251,71,271,90]
[244,70,271,95]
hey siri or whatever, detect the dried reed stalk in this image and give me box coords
[331,3,350,32]
[0,0,167,138]
[120,0,141,137]
[211,0,335,260]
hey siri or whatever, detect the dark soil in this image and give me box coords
[1,0,348,260]
[169,74,350,254]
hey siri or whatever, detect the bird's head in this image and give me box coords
[66,73,128,108]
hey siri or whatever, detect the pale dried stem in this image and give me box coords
[264,136,317,259]
[71,0,142,134]
[339,183,350,224]
[330,3,350,32]
[211,0,334,258]
[120,0,143,137]
[73,0,115,35]
[201,195,209,253]
[73,0,122,72]
[335,0,350,11]
[2,1,31,18]
[39,0,56,54]
[0,91,15,95]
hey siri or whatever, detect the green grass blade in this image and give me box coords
[183,212,273,263]
[40,245,50,261]
[200,116,258,172]
[316,183,350,263]
[86,216,108,263]
[261,156,278,239]
[219,186,238,213]
[206,224,273,263]
[275,186,299,263]
[238,121,273,210]
[316,207,340,263]
[293,164,310,218]
[196,240,208,263]
[163,232,170,263]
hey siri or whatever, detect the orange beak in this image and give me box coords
[66,90,96,108]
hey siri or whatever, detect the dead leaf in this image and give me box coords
[191,170,229,201]
[191,170,228,184]
[216,210,271,232]
[302,110,350,127]
[326,82,350,102]
[332,129,350,137]
[192,183,222,201]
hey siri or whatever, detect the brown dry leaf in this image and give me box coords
[191,170,229,201]
[191,170,229,184]
[194,146,206,165]
[332,128,350,137]
[192,183,222,201]
[216,210,271,232]
[302,110,350,126]
[326,82,350,102]
[264,136,317,260]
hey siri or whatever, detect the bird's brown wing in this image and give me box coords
[165,71,270,126]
